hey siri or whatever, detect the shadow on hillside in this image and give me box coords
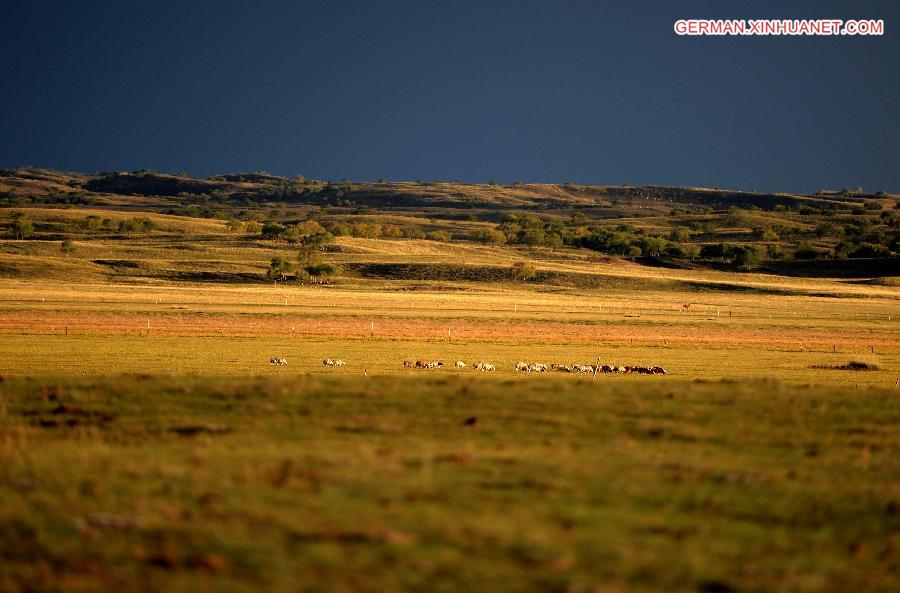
[760,258,898,278]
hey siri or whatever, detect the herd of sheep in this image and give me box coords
[271,357,665,374]
[402,360,495,371]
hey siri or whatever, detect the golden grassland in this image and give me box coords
[1,205,899,592]
[0,276,896,387]
[0,214,897,387]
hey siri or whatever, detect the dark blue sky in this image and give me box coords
[1,0,897,193]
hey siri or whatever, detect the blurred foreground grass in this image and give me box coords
[1,374,898,593]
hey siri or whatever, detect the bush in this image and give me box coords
[381,225,403,239]
[261,222,286,239]
[351,223,381,239]
[511,261,536,281]
[11,219,34,239]
[266,256,293,280]
[401,227,426,239]
[118,217,155,234]
[669,227,690,242]
[793,243,822,260]
[474,228,507,245]
[306,263,337,277]
[848,242,890,258]
[426,230,452,242]
[731,245,761,269]
[700,243,727,259]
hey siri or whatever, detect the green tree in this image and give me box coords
[306,263,337,280]
[12,219,34,239]
[296,231,335,269]
[474,228,507,245]
[511,261,537,281]
[732,245,761,270]
[669,227,691,242]
[261,222,286,239]
[266,256,293,280]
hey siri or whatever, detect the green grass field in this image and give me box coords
[2,374,899,593]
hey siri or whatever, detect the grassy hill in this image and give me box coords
[0,167,897,284]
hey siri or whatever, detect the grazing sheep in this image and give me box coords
[550,363,562,371]
[455,360,465,368]
[527,363,547,372]
[601,365,613,373]
[650,366,666,375]
[322,358,335,366]
[557,365,572,372]
[333,359,346,367]
[415,360,427,368]
[403,360,414,368]
[515,362,529,372]
[614,366,626,373]
[270,357,287,366]
[481,363,495,371]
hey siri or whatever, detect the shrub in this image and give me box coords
[118,217,155,234]
[266,257,293,280]
[11,219,34,239]
[793,243,822,260]
[732,245,761,269]
[306,263,337,277]
[261,222,286,239]
[401,227,426,239]
[474,228,507,245]
[669,227,690,242]
[381,225,403,239]
[426,230,452,242]
[848,242,890,258]
[700,243,727,259]
[511,261,536,281]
